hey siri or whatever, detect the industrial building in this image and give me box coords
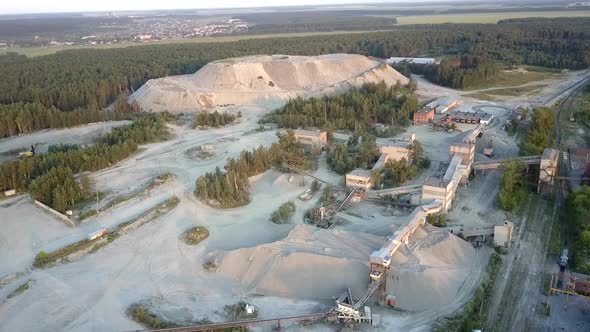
[345,169,373,190]
[378,133,415,162]
[413,107,435,124]
[538,148,559,193]
[293,129,328,151]
[426,97,459,114]
[494,221,514,247]
[445,111,493,125]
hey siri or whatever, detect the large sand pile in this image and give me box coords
[215,224,384,300]
[387,225,477,312]
[131,54,408,113]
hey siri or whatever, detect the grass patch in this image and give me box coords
[465,92,497,101]
[547,215,564,256]
[435,253,502,332]
[522,65,564,73]
[540,273,552,296]
[464,70,561,91]
[478,84,547,96]
[34,196,179,268]
[6,280,32,299]
[182,226,209,245]
[393,11,590,25]
[33,239,101,268]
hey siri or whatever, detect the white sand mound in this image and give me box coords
[388,225,477,312]
[131,54,408,113]
[215,224,384,300]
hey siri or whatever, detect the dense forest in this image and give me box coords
[394,55,499,89]
[237,11,397,34]
[193,111,237,128]
[0,102,133,138]
[520,107,555,155]
[0,114,170,212]
[195,131,313,208]
[0,18,587,116]
[263,82,418,131]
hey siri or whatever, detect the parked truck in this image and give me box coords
[559,249,569,269]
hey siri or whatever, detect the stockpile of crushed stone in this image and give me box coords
[387,225,477,312]
[214,224,384,300]
[131,54,408,113]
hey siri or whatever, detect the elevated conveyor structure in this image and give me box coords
[125,312,335,332]
[370,184,423,196]
[460,226,495,238]
[473,155,542,171]
[281,162,346,191]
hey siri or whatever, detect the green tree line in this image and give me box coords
[520,107,555,155]
[0,113,170,211]
[263,81,418,131]
[0,102,133,138]
[193,111,237,128]
[497,161,528,212]
[394,55,499,89]
[195,131,313,208]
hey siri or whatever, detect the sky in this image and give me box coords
[0,0,423,15]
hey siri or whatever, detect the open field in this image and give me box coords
[464,70,564,91]
[0,30,379,58]
[393,11,590,25]
[465,84,548,100]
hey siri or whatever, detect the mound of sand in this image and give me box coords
[388,225,477,312]
[131,54,408,113]
[215,224,384,300]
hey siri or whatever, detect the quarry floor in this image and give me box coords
[1,71,586,332]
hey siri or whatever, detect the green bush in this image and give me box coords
[183,226,209,245]
[270,201,296,224]
[427,213,447,227]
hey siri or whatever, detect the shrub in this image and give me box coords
[127,303,179,329]
[270,201,296,224]
[183,226,209,245]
